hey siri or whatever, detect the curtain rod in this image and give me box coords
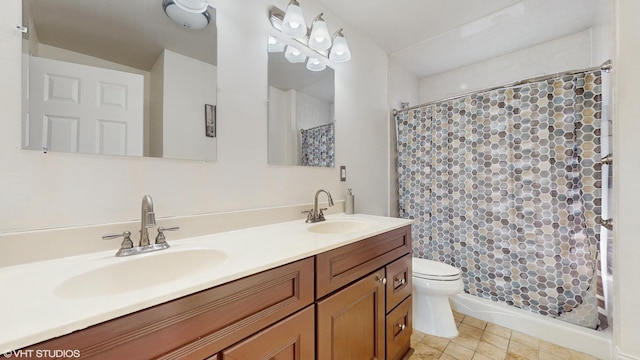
[300,122,334,132]
[392,59,612,116]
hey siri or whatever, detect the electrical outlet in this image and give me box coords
[340,166,346,181]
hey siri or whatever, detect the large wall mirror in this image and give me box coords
[268,38,335,167]
[21,0,217,161]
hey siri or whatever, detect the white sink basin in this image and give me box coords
[55,249,227,298]
[307,219,372,234]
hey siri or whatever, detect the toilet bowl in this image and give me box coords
[412,257,464,338]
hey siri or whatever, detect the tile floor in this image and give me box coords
[408,311,601,360]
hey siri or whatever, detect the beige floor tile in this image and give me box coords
[481,332,510,350]
[440,354,458,360]
[453,310,465,322]
[570,350,599,360]
[421,334,452,352]
[413,330,428,347]
[485,323,512,339]
[472,353,500,360]
[451,334,481,351]
[507,341,538,360]
[412,342,444,359]
[510,331,541,349]
[444,342,476,360]
[463,316,488,330]
[539,340,571,359]
[505,353,529,360]
[476,341,507,360]
[539,352,567,360]
[410,315,594,360]
[459,323,485,339]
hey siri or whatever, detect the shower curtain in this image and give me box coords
[396,71,604,329]
[300,123,335,167]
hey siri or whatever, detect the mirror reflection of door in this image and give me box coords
[267,41,335,167]
[21,0,217,161]
[26,56,144,155]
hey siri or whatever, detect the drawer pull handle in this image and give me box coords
[395,278,406,286]
[398,323,407,331]
[378,277,387,285]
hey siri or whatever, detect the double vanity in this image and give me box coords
[1,212,413,359]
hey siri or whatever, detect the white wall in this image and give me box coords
[419,30,593,103]
[267,86,296,165]
[296,91,332,130]
[0,0,389,233]
[387,60,419,216]
[614,1,640,358]
[162,49,217,161]
[149,51,164,157]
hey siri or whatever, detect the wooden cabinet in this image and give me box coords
[316,269,386,359]
[22,225,413,359]
[316,226,413,360]
[386,254,412,313]
[221,305,315,360]
[26,258,314,359]
[386,297,412,360]
[316,226,412,298]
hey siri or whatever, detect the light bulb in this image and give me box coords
[306,57,326,71]
[329,29,351,63]
[308,13,331,51]
[285,45,306,63]
[282,0,307,38]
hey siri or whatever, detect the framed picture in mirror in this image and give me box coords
[205,104,216,138]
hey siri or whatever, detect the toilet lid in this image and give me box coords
[413,258,461,280]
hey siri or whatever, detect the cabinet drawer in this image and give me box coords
[386,296,412,360]
[386,254,412,313]
[26,258,314,360]
[316,225,411,298]
[221,305,315,359]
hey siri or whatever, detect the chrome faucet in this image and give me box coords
[303,189,334,223]
[139,194,156,247]
[102,194,179,257]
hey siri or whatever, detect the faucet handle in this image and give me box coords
[302,209,314,223]
[155,226,179,245]
[318,208,328,221]
[102,231,134,250]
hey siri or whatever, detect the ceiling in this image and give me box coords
[25,0,601,83]
[319,0,602,78]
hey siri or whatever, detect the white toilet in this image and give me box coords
[412,257,464,338]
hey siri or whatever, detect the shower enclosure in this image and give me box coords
[395,64,611,330]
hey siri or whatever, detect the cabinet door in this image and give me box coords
[386,296,412,360]
[386,254,412,313]
[222,305,315,360]
[316,269,386,360]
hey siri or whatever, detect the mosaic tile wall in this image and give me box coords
[300,123,335,167]
[396,71,603,328]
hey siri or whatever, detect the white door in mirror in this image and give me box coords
[26,56,144,156]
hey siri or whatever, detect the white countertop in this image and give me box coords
[0,213,412,352]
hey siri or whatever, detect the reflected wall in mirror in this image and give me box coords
[268,39,335,167]
[21,0,217,161]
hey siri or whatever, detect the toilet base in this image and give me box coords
[412,293,459,338]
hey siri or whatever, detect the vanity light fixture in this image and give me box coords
[163,0,211,30]
[329,29,351,63]
[306,57,326,72]
[285,45,307,63]
[282,0,307,37]
[269,4,352,64]
[308,13,331,51]
[268,36,286,52]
